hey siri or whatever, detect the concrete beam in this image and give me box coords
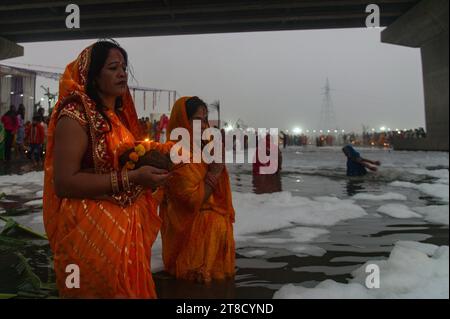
[1,0,419,42]
[0,37,24,60]
[381,0,448,47]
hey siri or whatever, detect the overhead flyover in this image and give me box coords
[0,0,419,43]
[0,0,447,151]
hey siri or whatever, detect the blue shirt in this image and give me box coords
[343,145,367,177]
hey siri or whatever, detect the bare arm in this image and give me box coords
[53,117,169,199]
[355,157,378,171]
[361,158,381,166]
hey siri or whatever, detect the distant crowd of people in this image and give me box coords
[0,104,48,167]
[280,132,308,147]
[278,127,427,148]
[0,105,175,168]
[357,128,427,146]
[280,132,337,147]
[137,113,169,142]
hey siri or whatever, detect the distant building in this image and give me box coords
[0,64,36,121]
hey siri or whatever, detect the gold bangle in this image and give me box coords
[121,168,131,192]
[110,171,120,194]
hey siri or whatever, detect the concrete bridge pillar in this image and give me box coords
[382,0,448,151]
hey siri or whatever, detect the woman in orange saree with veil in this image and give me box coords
[159,96,235,284]
[43,40,171,298]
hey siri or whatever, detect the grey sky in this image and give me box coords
[6,27,425,132]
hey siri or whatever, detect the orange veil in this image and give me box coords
[159,97,235,283]
[43,43,161,298]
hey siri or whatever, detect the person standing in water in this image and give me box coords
[342,144,380,176]
[43,40,171,298]
[159,96,235,284]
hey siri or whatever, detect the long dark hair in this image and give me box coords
[4,104,16,117]
[85,40,128,127]
[186,96,208,120]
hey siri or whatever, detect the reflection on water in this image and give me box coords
[345,180,365,197]
[252,174,282,194]
[155,273,236,299]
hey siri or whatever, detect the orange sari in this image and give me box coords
[159,97,235,283]
[43,45,165,298]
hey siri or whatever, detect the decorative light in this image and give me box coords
[224,124,234,132]
[293,127,302,135]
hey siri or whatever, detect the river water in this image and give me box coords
[0,146,448,298]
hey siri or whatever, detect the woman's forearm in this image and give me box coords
[56,168,148,199]
[55,171,114,199]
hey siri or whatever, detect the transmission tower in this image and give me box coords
[318,78,338,132]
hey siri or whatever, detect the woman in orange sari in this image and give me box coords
[159,96,235,284]
[43,40,170,298]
